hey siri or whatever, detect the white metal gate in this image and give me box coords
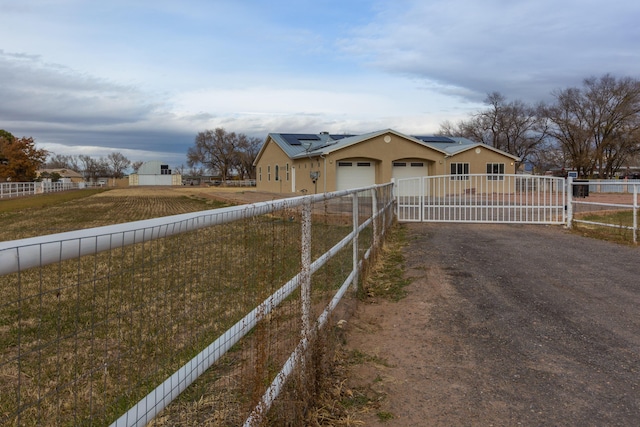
[396,174,566,224]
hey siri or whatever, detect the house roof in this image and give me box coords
[254,129,519,165]
[413,136,519,160]
[37,168,84,178]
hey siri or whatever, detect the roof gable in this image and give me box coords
[254,130,519,163]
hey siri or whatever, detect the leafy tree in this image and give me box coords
[0,132,48,181]
[542,74,640,178]
[107,152,131,179]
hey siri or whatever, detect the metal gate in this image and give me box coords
[396,174,566,224]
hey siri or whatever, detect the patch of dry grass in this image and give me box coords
[1,188,377,425]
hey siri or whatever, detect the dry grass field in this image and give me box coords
[0,187,236,241]
[0,186,376,426]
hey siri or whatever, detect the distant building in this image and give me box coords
[129,161,182,186]
[36,168,85,183]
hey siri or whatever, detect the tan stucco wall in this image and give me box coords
[255,139,295,193]
[255,132,517,194]
[323,133,444,188]
[445,145,517,175]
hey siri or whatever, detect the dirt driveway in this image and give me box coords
[345,223,640,426]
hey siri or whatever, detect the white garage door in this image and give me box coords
[336,160,375,190]
[392,161,428,181]
[393,161,428,197]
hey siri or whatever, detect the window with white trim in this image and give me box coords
[450,162,469,180]
[486,163,505,180]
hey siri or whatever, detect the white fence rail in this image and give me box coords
[0,184,394,426]
[0,181,105,199]
[396,174,566,224]
[567,178,640,243]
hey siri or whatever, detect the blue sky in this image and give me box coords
[1,0,639,168]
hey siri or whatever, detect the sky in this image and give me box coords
[1,0,639,168]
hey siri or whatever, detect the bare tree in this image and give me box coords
[107,152,131,179]
[131,161,144,173]
[236,135,262,179]
[439,92,547,168]
[542,74,640,178]
[44,153,79,171]
[187,128,248,181]
[79,155,109,182]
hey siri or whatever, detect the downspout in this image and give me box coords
[321,154,327,193]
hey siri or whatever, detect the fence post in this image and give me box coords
[634,184,638,244]
[352,192,359,289]
[300,197,312,361]
[371,188,379,249]
[566,176,573,228]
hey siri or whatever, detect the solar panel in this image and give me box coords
[281,134,321,146]
[329,134,356,140]
[414,136,455,143]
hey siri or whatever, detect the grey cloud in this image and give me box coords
[0,52,160,126]
[343,0,640,103]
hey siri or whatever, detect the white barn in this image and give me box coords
[129,161,182,186]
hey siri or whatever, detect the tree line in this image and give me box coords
[439,74,640,178]
[0,129,137,182]
[45,152,135,181]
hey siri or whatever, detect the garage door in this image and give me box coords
[393,161,428,197]
[336,160,375,190]
[392,161,428,181]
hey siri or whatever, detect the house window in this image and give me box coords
[259,166,262,182]
[286,163,290,181]
[160,164,171,175]
[487,163,505,180]
[450,163,469,180]
[275,165,280,181]
[267,165,271,181]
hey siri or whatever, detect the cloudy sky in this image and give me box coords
[1,0,639,167]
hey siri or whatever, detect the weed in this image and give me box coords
[377,411,395,421]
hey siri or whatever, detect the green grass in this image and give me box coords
[572,209,638,245]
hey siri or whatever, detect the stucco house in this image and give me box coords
[253,129,519,194]
[129,161,182,186]
[37,168,85,183]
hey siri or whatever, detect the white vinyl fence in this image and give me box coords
[567,177,640,243]
[0,181,104,199]
[0,184,394,426]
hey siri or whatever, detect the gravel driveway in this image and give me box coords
[345,223,640,426]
